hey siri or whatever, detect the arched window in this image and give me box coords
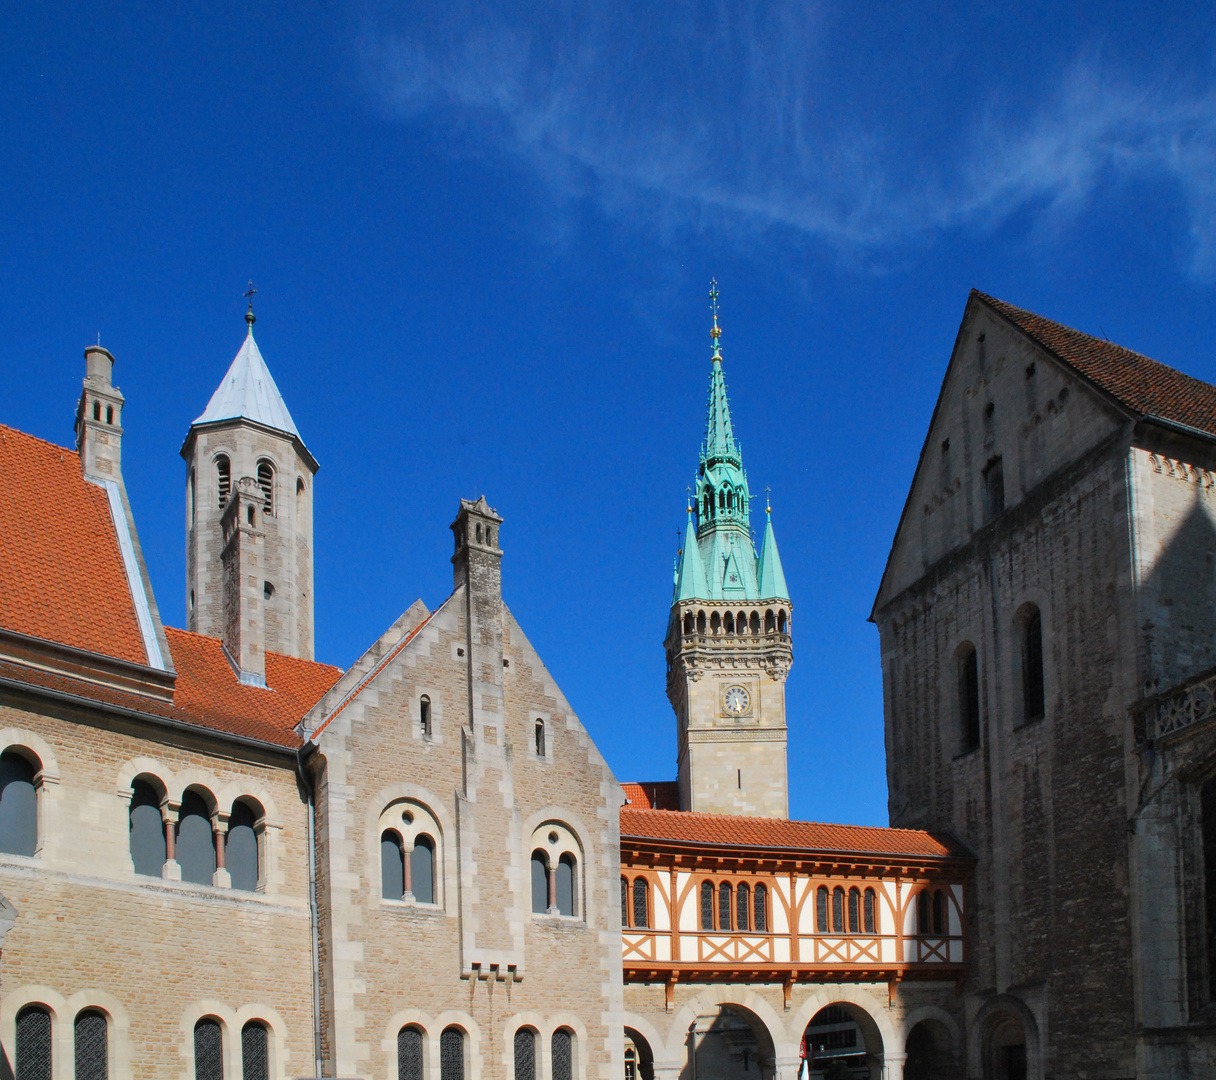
[832,886,844,933]
[216,456,231,509]
[227,800,260,892]
[16,1005,52,1080]
[412,835,435,904]
[718,881,732,931]
[710,611,722,634]
[632,877,648,929]
[399,1026,424,1080]
[765,609,776,633]
[535,719,546,758]
[754,884,767,931]
[737,883,750,931]
[863,888,877,933]
[816,885,828,932]
[696,610,707,634]
[0,749,38,856]
[514,1029,536,1080]
[194,1017,224,1080]
[189,468,196,525]
[93,400,101,421]
[440,1027,465,1080]
[531,851,549,913]
[749,611,760,634]
[683,612,694,635]
[718,490,726,510]
[552,1029,573,1080]
[1022,608,1045,722]
[129,778,166,876]
[176,790,215,886]
[932,889,946,935]
[556,853,576,916]
[382,831,405,899]
[777,609,787,634]
[724,611,734,634]
[257,461,274,514]
[241,1022,269,1080]
[700,881,714,929]
[420,696,432,740]
[106,405,114,425]
[917,889,932,935]
[621,877,629,926]
[296,477,305,517]
[726,490,734,511]
[848,887,860,933]
[737,612,747,636]
[958,643,981,751]
[75,1009,108,1080]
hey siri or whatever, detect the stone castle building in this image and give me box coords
[14,282,1209,1079]
[872,290,1216,1078]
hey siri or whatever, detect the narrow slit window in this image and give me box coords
[1022,609,1045,721]
[420,696,432,740]
[959,644,981,751]
[918,890,932,935]
[535,719,545,758]
[621,877,629,927]
[933,889,946,935]
[754,884,767,931]
[216,456,231,508]
[556,854,576,916]
[848,887,860,933]
[718,881,732,931]
[737,883,750,931]
[257,461,274,514]
[816,885,828,933]
[700,880,714,929]
[530,851,548,913]
[832,886,845,933]
[864,888,877,934]
[632,877,648,929]
[129,778,165,876]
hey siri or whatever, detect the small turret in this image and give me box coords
[75,345,125,481]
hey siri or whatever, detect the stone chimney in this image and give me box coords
[220,477,267,687]
[451,496,504,743]
[75,345,126,481]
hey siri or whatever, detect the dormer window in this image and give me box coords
[257,460,274,515]
[216,456,231,508]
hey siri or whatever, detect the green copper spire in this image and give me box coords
[669,282,791,606]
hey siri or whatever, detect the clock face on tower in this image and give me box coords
[724,686,750,715]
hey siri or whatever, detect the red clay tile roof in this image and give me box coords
[620,807,969,860]
[621,781,681,810]
[976,291,1216,436]
[0,425,148,665]
[0,630,340,749]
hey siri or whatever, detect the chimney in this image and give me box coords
[451,497,504,743]
[75,345,126,480]
[221,477,267,687]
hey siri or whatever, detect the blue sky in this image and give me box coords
[4,1,1216,826]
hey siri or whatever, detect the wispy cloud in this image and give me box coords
[360,2,1216,274]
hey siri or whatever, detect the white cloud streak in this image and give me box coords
[361,4,1216,275]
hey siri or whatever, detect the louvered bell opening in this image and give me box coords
[256,461,274,515]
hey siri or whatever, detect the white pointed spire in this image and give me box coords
[193,328,301,436]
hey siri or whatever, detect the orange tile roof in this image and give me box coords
[0,630,340,749]
[619,807,970,860]
[621,781,681,810]
[977,291,1216,436]
[0,425,148,665]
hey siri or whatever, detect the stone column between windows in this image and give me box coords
[402,837,413,901]
[547,861,557,914]
[212,813,231,888]
[161,802,182,881]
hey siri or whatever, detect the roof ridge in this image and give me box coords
[620,805,940,837]
[0,423,80,459]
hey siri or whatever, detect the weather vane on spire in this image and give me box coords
[244,280,257,329]
[709,278,722,359]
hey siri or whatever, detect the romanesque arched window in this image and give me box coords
[535,719,546,758]
[724,611,735,634]
[556,853,576,916]
[832,886,845,933]
[816,885,829,932]
[737,883,750,931]
[514,1029,536,1080]
[382,831,405,899]
[215,455,231,509]
[256,460,274,515]
[194,1017,224,1080]
[696,610,707,634]
[848,887,860,933]
[632,877,649,929]
[777,609,787,634]
[718,881,732,930]
[176,789,215,886]
[129,777,166,876]
[0,749,38,856]
[399,1026,424,1080]
[440,1027,465,1080]
[552,1029,574,1080]
[241,1022,269,1080]
[1021,607,1045,722]
[411,835,436,904]
[75,1009,108,1080]
[700,880,714,929]
[683,611,695,635]
[958,642,981,751]
[531,851,549,913]
[227,798,261,892]
[863,888,877,933]
[17,1005,52,1080]
[420,696,432,740]
[754,883,767,931]
[917,888,933,935]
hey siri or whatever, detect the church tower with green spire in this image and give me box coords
[666,282,792,818]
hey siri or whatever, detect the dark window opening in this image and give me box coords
[75,1010,108,1080]
[556,853,575,916]
[177,790,215,885]
[106,405,114,425]
[93,400,101,421]
[848,887,860,933]
[530,851,548,913]
[129,778,165,876]
[216,456,231,508]
[621,877,629,927]
[514,1029,536,1080]
[382,831,404,899]
[0,750,37,857]
[983,457,1005,518]
[194,1018,223,1080]
[412,835,435,904]
[737,883,750,931]
[226,800,259,892]
[754,884,767,931]
[932,889,946,935]
[535,719,546,758]
[832,886,844,933]
[718,881,732,931]
[633,876,648,928]
[864,888,877,933]
[440,1028,464,1080]
[17,1005,52,1080]
[241,1022,269,1080]
[700,880,714,929]
[917,889,932,935]
[552,1030,572,1080]
[399,1026,424,1080]
[816,885,828,933]
[1022,609,1045,722]
[959,644,981,751]
[420,696,432,740]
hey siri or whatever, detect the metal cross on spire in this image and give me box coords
[244,280,258,328]
[709,278,722,358]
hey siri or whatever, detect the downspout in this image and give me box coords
[296,744,324,1079]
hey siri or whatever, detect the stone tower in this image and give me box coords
[181,306,319,668]
[666,283,792,818]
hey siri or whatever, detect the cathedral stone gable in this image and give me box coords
[874,296,1129,614]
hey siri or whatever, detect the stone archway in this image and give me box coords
[904,1018,960,1080]
[626,1026,656,1080]
[982,1014,1027,1080]
[802,1003,885,1080]
[681,1003,777,1080]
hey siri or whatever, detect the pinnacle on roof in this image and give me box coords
[757,502,790,601]
[701,279,741,468]
[192,319,301,438]
[674,507,709,602]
